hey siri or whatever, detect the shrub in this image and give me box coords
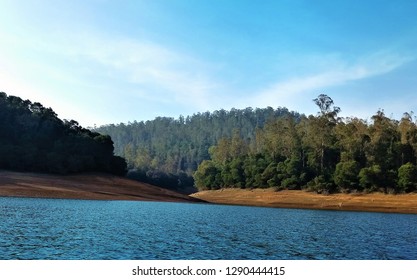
[194,160,222,190]
[398,163,417,192]
[306,175,334,194]
[358,165,381,192]
[334,160,360,190]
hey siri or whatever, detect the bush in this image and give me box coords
[398,163,417,192]
[334,160,360,190]
[358,165,381,192]
[306,175,334,194]
[281,176,300,190]
[194,160,222,190]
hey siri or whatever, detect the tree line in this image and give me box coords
[0,92,126,175]
[96,107,302,192]
[194,94,417,194]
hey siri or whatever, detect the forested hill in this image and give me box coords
[98,94,417,195]
[0,92,126,175]
[96,107,302,192]
[194,95,417,194]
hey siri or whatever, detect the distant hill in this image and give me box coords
[100,94,417,195]
[96,107,302,192]
[0,92,126,175]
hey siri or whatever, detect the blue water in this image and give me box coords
[0,197,416,259]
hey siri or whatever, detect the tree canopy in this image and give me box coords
[96,107,302,192]
[193,95,417,194]
[0,92,126,175]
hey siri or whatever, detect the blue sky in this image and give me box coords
[1,0,416,127]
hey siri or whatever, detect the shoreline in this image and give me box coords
[190,188,417,214]
[2,170,417,214]
[0,171,201,203]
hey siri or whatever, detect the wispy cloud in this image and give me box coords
[1,26,225,122]
[60,35,221,111]
[242,51,414,112]
[1,15,415,125]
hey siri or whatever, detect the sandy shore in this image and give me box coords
[0,170,201,203]
[2,170,417,214]
[191,188,417,214]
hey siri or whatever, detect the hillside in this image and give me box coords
[193,95,417,194]
[0,92,126,176]
[0,170,201,203]
[96,107,302,191]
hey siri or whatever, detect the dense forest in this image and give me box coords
[98,94,417,194]
[194,95,417,194]
[5,89,414,195]
[96,107,302,192]
[0,92,126,175]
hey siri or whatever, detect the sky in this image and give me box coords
[1,0,416,127]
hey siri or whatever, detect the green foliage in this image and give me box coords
[334,160,360,190]
[90,92,417,194]
[193,160,222,190]
[191,94,417,193]
[243,154,269,188]
[306,175,334,194]
[397,163,417,192]
[111,156,129,176]
[96,107,301,190]
[0,92,126,176]
[228,158,245,188]
[262,162,280,187]
[281,176,299,190]
[358,165,381,192]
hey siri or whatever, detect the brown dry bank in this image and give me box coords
[191,188,417,214]
[0,170,201,203]
[2,170,417,214]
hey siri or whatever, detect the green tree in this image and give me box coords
[334,160,360,191]
[0,92,126,176]
[243,154,268,188]
[358,165,382,192]
[397,163,417,192]
[367,110,400,170]
[366,110,400,191]
[96,106,301,190]
[262,161,281,187]
[193,160,222,190]
[398,112,417,165]
[310,94,341,174]
[335,117,369,165]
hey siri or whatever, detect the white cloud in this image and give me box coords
[0,26,226,123]
[59,36,221,111]
[243,51,414,112]
[1,13,415,126]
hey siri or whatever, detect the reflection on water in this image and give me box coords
[0,197,416,259]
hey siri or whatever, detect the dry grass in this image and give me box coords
[2,170,416,214]
[191,188,417,214]
[0,170,201,203]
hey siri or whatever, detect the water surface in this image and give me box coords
[0,197,416,259]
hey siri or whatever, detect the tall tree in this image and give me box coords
[398,112,417,164]
[308,94,340,175]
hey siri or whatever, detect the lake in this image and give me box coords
[0,197,416,259]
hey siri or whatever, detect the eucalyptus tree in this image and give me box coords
[398,112,417,164]
[364,110,401,192]
[335,118,369,162]
[305,94,341,176]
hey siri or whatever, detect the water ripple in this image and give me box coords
[1,197,416,259]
